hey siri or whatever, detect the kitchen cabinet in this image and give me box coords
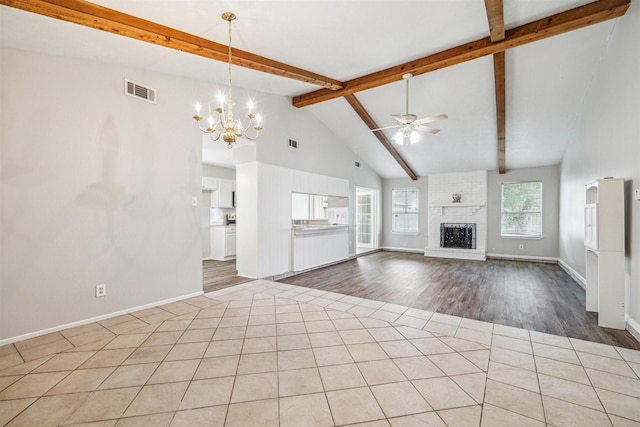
[202,177,218,191]
[211,179,235,208]
[210,226,236,260]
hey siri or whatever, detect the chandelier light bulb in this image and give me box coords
[393,132,404,145]
[195,102,201,116]
[410,131,420,144]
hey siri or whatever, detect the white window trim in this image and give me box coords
[391,187,419,234]
[500,180,543,238]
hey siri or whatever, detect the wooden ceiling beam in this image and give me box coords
[293,0,629,108]
[0,0,344,90]
[484,0,505,42]
[493,52,506,174]
[344,95,418,181]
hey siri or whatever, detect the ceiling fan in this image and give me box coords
[372,73,448,145]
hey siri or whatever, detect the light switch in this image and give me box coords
[635,189,640,201]
[192,196,198,206]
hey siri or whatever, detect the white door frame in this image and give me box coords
[355,187,377,250]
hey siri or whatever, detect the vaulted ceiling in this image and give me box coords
[0,0,630,179]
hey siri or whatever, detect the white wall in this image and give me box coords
[488,165,560,259]
[0,48,204,341]
[381,177,429,251]
[558,2,640,330]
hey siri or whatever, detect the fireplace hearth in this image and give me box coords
[440,223,476,249]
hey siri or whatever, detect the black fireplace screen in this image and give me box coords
[440,223,476,249]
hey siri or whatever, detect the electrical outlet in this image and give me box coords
[192,196,198,206]
[96,284,106,298]
[519,244,524,250]
[635,189,640,201]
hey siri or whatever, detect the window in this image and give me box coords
[501,181,543,237]
[392,188,419,233]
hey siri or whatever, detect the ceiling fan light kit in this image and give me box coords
[192,12,263,149]
[373,73,448,146]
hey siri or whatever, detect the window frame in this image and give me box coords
[391,187,419,234]
[500,180,543,239]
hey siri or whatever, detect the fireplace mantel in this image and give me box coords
[429,203,486,215]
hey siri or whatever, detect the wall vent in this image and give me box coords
[288,139,299,149]
[125,79,157,104]
[355,161,361,167]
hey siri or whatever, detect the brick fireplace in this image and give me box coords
[425,171,487,260]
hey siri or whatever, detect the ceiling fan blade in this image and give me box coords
[391,114,406,123]
[414,113,448,125]
[371,124,400,132]
[415,125,440,134]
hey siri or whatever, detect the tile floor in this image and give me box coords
[1,280,640,426]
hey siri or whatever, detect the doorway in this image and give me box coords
[356,187,378,254]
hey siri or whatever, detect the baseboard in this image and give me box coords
[557,258,587,290]
[0,291,204,347]
[626,315,640,344]
[380,246,425,254]
[487,253,559,264]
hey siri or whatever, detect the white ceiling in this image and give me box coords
[0,0,621,178]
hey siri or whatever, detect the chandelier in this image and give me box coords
[193,12,262,148]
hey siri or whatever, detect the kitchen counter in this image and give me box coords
[291,225,349,271]
[291,224,348,235]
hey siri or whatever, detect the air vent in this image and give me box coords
[124,79,157,104]
[355,161,361,167]
[288,139,299,149]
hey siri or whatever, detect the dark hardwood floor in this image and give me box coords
[203,259,252,293]
[278,251,640,350]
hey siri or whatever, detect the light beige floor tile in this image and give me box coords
[13,333,65,352]
[302,311,331,322]
[204,339,243,357]
[251,305,275,316]
[124,381,189,417]
[225,398,279,427]
[484,379,545,422]
[218,316,250,328]
[629,361,640,379]
[249,314,276,326]
[450,372,487,404]
[188,318,220,330]
[313,345,353,366]
[309,331,344,348]
[429,353,482,376]
[587,368,640,398]
[379,303,407,315]
[534,355,590,385]
[346,420,391,426]
[609,415,640,427]
[480,403,545,427]
[597,388,640,422]
[104,320,149,337]
[80,349,135,369]
[141,332,182,347]
[532,341,581,365]
[616,347,640,364]
[423,321,458,337]
[488,361,539,393]
[0,356,52,377]
[194,354,240,378]
[393,355,445,380]
[396,325,433,339]
[276,312,304,323]
[460,349,490,372]
[147,359,199,384]
[0,375,21,392]
[453,328,493,347]
[488,346,534,371]
[388,412,444,426]
[578,351,637,378]
[276,303,301,314]
[360,318,392,329]
[47,367,114,395]
[460,318,494,333]
[358,359,406,385]
[305,320,336,333]
[236,352,276,375]
[277,334,311,350]
[122,345,172,365]
[170,405,227,427]
[538,373,603,411]
[409,338,455,356]
[230,372,278,403]
[156,320,192,332]
[529,330,572,349]
[212,326,246,341]
[33,351,96,373]
[437,404,482,427]
[440,336,487,352]
[0,371,69,399]
[356,299,386,310]
[370,310,401,323]
[65,387,141,424]
[349,306,378,317]
[115,412,173,426]
[5,392,90,426]
[402,308,434,321]
[379,340,422,358]
[103,334,150,350]
[276,322,306,336]
[492,335,532,354]
[245,324,277,338]
[99,363,158,389]
[413,376,476,410]
[242,336,277,353]
[0,354,24,372]
[0,345,19,358]
[339,329,375,345]
[542,395,612,427]
[571,338,622,359]
[393,315,427,330]
[0,398,36,426]
[319,363,367,391]
[278,349,317,370]
[280,393,333,427]
[19,339,74,362]
[430,313,462,327]
[177,329,213,343]
[279,367,324,396]
[179,376,234,409]
[164,342,208,361]
[368,327,405,342]
[371,381,432,417]
[493,324,530,340]
[326,387,385,425]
